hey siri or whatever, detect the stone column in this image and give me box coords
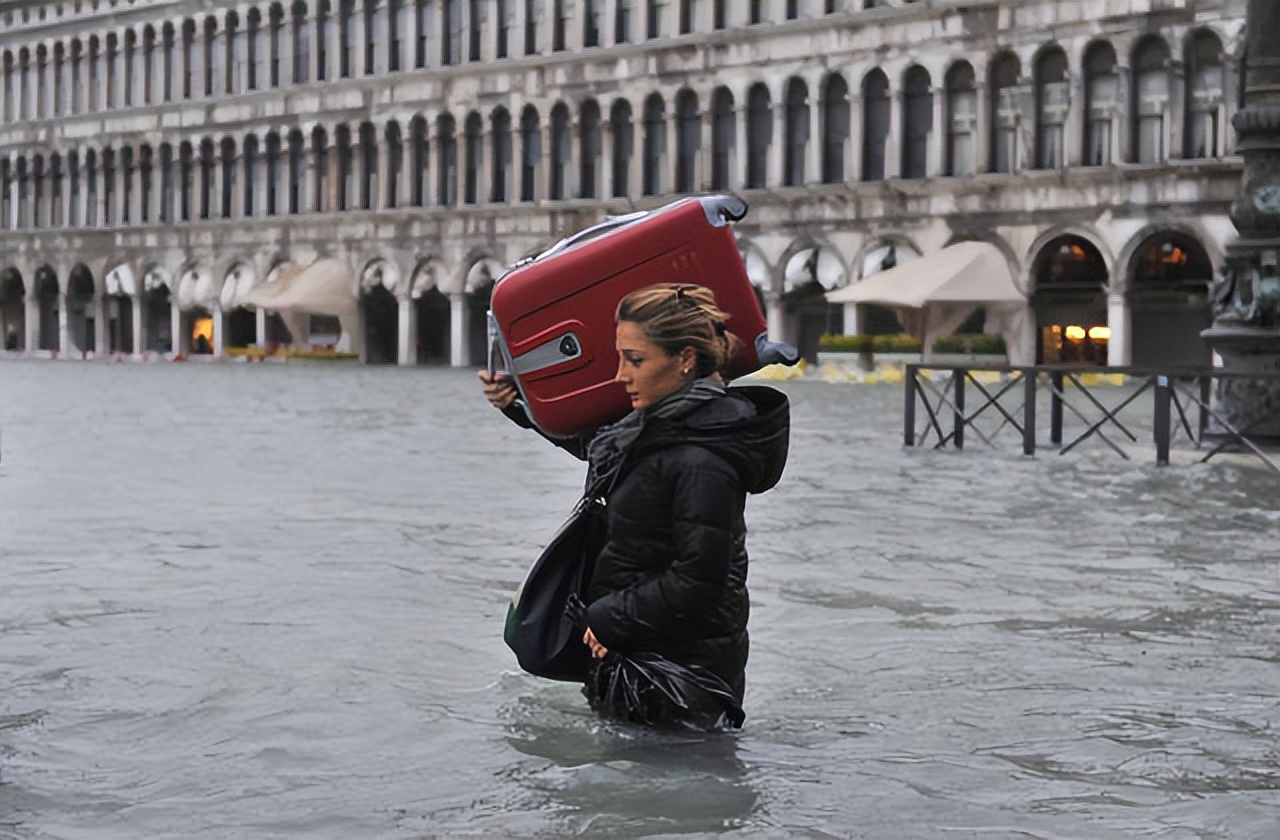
[449,291,467,367]
[885,90,903,179]
[928,81,945,177]
[129,157,142,224]
[58,291,71,356]
[766,292,784,345]
[973,68,990,173]
[211,305,225,355]
[1106,292,1130,367]
[376,139,389,210]
[131,294,144,356]
[352,0,367,77]
[94,295,108,353]
[601,115,615,198]
[769,100,785,188]
[476,126,491,206]
[256,306,267,347]
[397,296,417,365]
[171,298,184,354]
[806,86,821,184]
[1168,60,1187,161]
[735,103,750,188]
[24,296,39,353]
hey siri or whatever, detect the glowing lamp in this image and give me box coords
[1088,326,1112,341]
[1064,325,1087,341]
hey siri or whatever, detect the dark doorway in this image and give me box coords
[35,266,59,351]
[145,283,172,352]
[68,264,96,353]
[226,308,257,348]
[1128,233,1213,368]
[0,268,25,350]
[363,284,398,364]
[467,281,493,367]
[416,287,451,365]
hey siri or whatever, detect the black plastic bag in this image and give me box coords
[583,650,746,732]
[503,496,605,682]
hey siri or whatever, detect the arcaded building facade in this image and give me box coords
[0,0,1246,366]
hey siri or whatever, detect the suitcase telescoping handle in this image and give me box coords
[533,210,649,263]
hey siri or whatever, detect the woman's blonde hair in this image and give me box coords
[615,283,744,378]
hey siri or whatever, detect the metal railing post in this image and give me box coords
[1023,369,1037,456]
[1198,374,1212,444]
[904,365,917,447]
[953,369,966,450]
[1050,371,1064,445]
[1154,374,1171,466]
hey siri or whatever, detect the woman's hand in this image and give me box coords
[477,370,518,410]
[583,628,608,659]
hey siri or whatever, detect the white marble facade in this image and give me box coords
[0,0,1248,366]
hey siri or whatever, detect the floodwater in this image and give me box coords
[1,360,1276,840]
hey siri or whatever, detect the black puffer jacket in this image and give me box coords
[518,385,790,700]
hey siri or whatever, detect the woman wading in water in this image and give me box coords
[481,283,790,729]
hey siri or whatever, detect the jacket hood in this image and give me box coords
[637,385,790,494]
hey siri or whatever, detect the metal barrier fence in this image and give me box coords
[903,364,1280,476]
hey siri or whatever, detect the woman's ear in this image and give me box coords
[681,346,697,374]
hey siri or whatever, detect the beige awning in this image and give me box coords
[243,258,357,317]
[826,241,1024,307]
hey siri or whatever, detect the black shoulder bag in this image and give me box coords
[503,470,617,682]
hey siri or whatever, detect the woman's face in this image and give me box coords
[614,320,693,410]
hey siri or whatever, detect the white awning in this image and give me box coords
[826,241,1024,307]
[243,258,358,317]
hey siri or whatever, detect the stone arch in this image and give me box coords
[32,264,59,352]
[1025,225,1109,291]
[736,237,773,295]
[411,258,450,365]
[360,256,398,364]
[141,263,173,352]
[220,259,259,348]
[1028,233,1110,364]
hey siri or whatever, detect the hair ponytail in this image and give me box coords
[616,283,743,378]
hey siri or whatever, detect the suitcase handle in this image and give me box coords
[533,211,650,263]
[698,194,749,226]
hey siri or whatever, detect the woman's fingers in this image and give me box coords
[476,370,517,409]
[583,628,608,659]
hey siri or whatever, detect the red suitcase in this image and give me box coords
[488,195,779,437]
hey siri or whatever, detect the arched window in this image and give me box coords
[901,65,931,179]
[292,1,310,83]
[242,135,257,216]
[496,0,510,58]
[524,0,538,55]
[989,51,1020,173]
[443,0,461,65]
[2,52,12,122]
[36,45,48,118]
[139,145,153,222]
[201,18,215,96]
[1083,41,1116,166]
[159,143,174,222]
[642,93,665,196]
[102,146,118,224]
[436,113,457,206]
[549,102,570,199]
[386,122,403,207]
[161,24,174,100]
[140,27,155,104]
[491,108,511,202]
[389,0,404,71]
[288,129,305,212]
[32,155,45,227]
[1185,30,1224,159]
[225,12,240,94]
[745,83,770,188]
[471,0,484,59]
[50,154,63,226]
[339,0,354,76]
[861,68,889,181]
[68,151,81,227]
[89,36,102,108]
[85,150,99,226]
[268,5,284,87]
[315,0,329,79]
[615,0,631,43]
[363,0,380,74]
[610,99,632,197]
[121,31,134,106]
[553,0,567,51]
[219,137,236,218]
[646,0,659,38]
[680,0,695,33]
[335,124,352,209]
[710,87,734,190]
[464,111,483,204]
[311,126,328,211]
[178,142,193,220]
[944,61,975,176]
[360,121,377,209]
[264,133,280,214]
[675,88,700,193]
[410,115,428,206]
[1132,36,1170,164]
[520,106,540,201]
[105,34,119,107]
[579,99,601,199]
[783,78,808,187]
[584,0,601,46]
[71,40,85,113]
[1034,46,1068,169]
[415,0,429,67]
[247,11,262,90]
[821,73,849,184]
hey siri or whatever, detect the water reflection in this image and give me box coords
[503,689,758,836]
